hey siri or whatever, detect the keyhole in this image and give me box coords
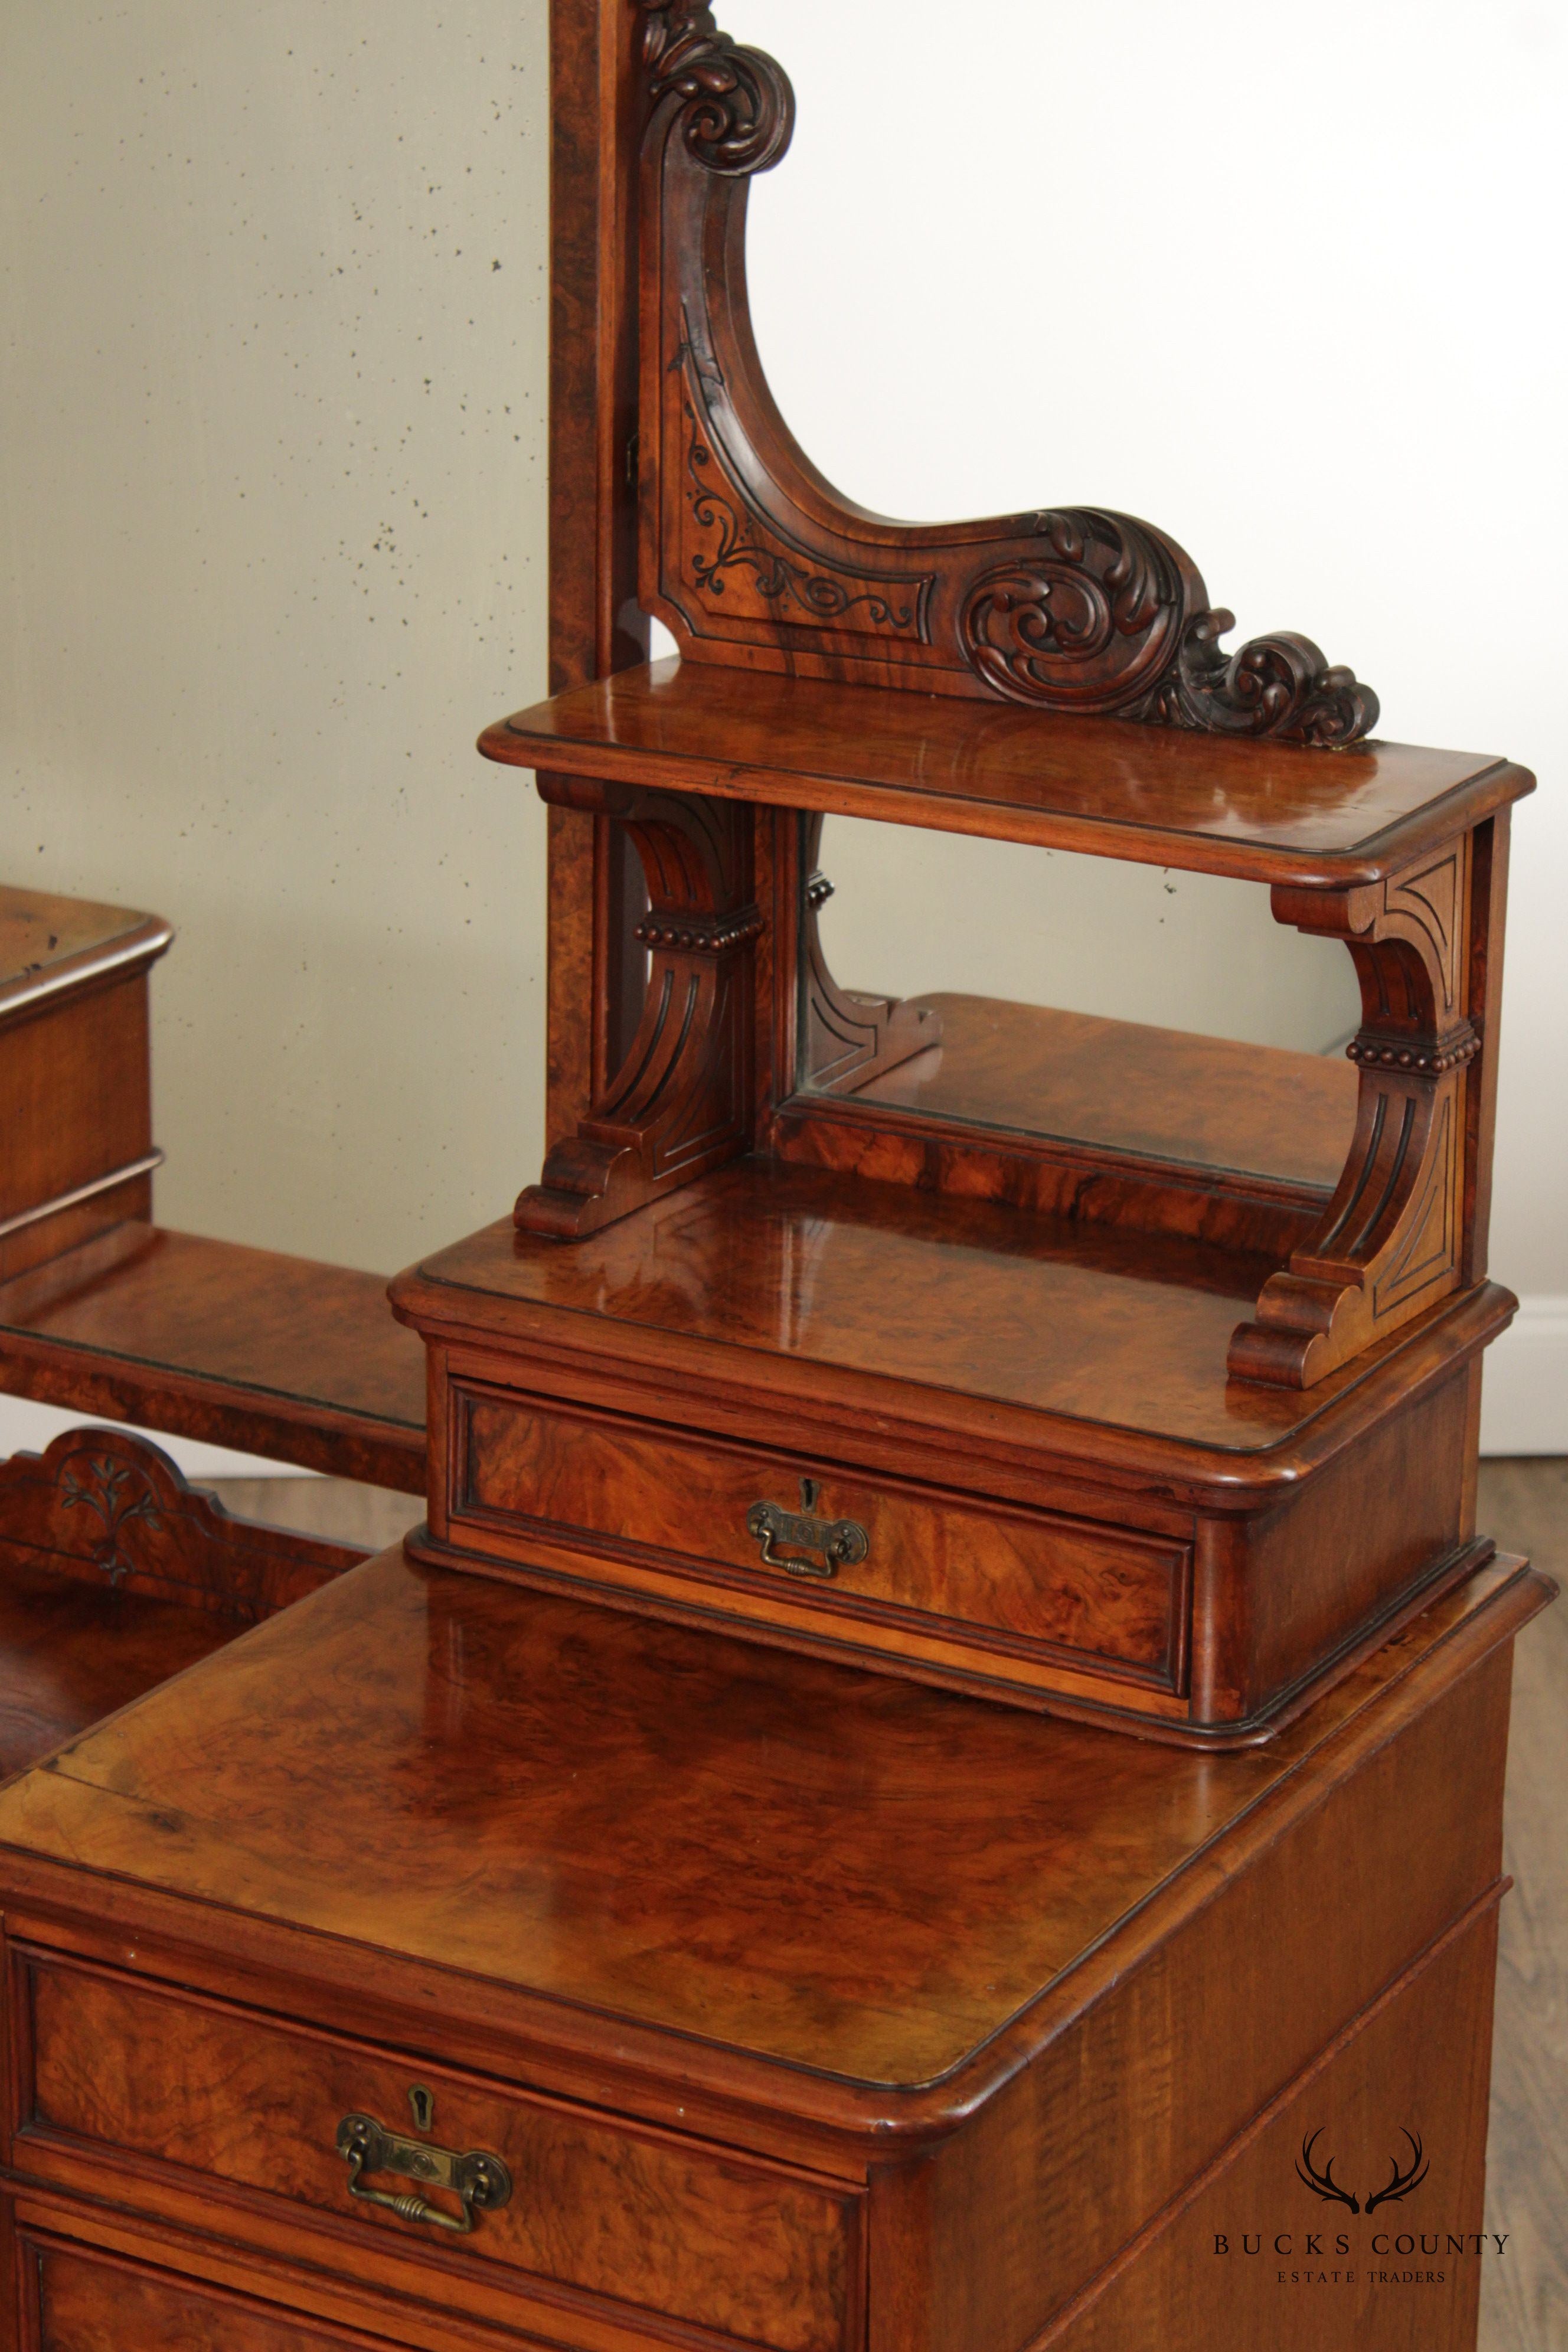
[799,1477,818,1514]
[409,2085,435,2133]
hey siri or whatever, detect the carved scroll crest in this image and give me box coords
[640,0,793,176]
[639,3,1377,746]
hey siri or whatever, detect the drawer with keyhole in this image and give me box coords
[11,1946,861,2352]
[442,1377,1191,1706]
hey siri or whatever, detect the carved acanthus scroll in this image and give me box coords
[515,778,760,1237]
[1229,844,1476,1387]
[638,3,1377,746]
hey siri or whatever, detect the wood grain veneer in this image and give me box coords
[0,1553,1551,2352]
[0,891,172,1024]
[0,1546,1544,2105]
[0,1429,365,1785]
[394,1165,1513,1469]
[0,1226,426,1491]
[22,1958,857,2352]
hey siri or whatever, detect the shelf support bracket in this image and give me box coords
[515,777,760,1238]
[1229,839,1478,1387]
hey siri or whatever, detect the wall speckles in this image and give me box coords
[0,2,550,1271]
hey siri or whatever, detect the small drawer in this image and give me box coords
[17,1953,860,2352]
[449,1382,1190,1697]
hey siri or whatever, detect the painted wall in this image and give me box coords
[3,1,1563,1445]
[2,1,550,1277]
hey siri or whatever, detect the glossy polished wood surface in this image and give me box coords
[0,887,171,1020]
[26,1956,856,2352]
[0,1429,364,1784]
[0,1224,426,1490]
[1,886,171,1285]
[830,992,1356,1188]
[401,1163,1513,1462]
[482,662,1534,885]
[0,1557,234,1786]
[21,2234,359,2352]
[0,1428,364,1625]
[0,1546,1546,2099]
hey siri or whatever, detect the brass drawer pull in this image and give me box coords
[746,1479,868,1581]
[336,2110,512,2236]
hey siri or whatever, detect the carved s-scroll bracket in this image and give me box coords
[637,2,1377,741]
[1229,841,1478,1387]
[517,776,761,1238]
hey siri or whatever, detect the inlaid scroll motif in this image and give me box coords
[0,1427,360,1617]
[683,401,930,639]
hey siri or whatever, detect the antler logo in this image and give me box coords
[1366,2130,1429,2213]
[1296,2128,1429,2215]
[1296,2129,1361,2213]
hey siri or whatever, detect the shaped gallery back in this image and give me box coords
[394,0,1539,1747]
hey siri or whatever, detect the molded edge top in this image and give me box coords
[0,884,173,1018]
[481,662,1534,886]
[0,1553,1547,2144]
[391,1182,1517,1496]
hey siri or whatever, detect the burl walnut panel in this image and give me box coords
[452,1384,1188,1691]
[0,1562,1549,2352]
[19,1956,858,2352]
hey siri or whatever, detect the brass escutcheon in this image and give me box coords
[746,1478,868,1581]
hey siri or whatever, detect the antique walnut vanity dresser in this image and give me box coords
[0,6,1553,2351]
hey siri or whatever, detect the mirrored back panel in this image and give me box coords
[794,815,1360,1195]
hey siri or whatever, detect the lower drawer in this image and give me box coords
[445,1380,1191,1701]
[19,2229,383,2352]
[15,1951,860,2352]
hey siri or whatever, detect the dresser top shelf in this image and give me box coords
[0,1547,1543,2133]
[481,661,1533,886]
[396,1162,1515,1491]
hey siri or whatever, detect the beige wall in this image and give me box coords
[2,1,550,1275]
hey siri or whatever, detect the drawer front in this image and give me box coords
[22,2233,366,2352]
[452,1383,1188,1693]
[19,1955,858,2352]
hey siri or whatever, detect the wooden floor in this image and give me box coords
[1475,1458,1568,2352]
[218,1465,1567,2347]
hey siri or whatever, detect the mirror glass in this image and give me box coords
[796,818,1360,1187]
[691,0,1509,1187]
